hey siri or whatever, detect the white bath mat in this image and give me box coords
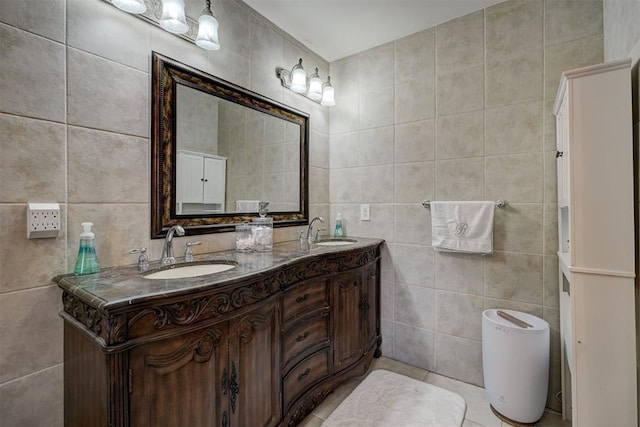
[322,369,466,427]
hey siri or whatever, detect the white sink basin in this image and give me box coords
[315,239,357,246]
[144,263,236,279]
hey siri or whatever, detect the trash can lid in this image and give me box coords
[482,309,549,332]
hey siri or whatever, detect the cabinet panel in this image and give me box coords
[332,270,364,372]
[177,151,205,204]
[203,157,226,204]
[129,325,228,427]
[363,263,379,351]
[229,298,281,427]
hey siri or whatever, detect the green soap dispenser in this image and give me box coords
[74,222,100,275]
[334,213,344,238]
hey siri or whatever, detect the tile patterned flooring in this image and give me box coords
[299,357,570,427]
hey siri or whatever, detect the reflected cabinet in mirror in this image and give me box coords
[152,52,309,238]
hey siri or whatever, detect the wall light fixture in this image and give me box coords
[104,0,218,50]
[277,59,336,106]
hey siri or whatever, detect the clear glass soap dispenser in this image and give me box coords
[74,222,100,275]
[334,213,344,238]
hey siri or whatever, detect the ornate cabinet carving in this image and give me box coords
[57,240,382,427]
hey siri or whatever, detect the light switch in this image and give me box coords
[360,204,370,221]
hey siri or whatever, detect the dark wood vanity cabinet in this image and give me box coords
[57,241,382,427]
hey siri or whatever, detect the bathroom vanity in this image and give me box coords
[55,238,383,427]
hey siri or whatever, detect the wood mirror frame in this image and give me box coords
[151,52,310,238]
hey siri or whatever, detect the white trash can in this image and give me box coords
[482,309,550,424]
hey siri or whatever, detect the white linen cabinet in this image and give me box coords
[176,150,227,214]
[554,59,636,426]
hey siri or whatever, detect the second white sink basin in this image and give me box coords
[144,263,236,279]
[315,239,357,246]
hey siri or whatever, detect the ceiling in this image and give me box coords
[241,0,506,62]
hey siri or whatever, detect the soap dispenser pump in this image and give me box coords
[74,222,100,275]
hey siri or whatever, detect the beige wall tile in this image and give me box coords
[435,333,483,386]
[437,64,484,116]
[394,204,431,245]
[67,204,150,270]
[486,152,543,203]
[435,157,485,201]
[395,162,435,203]
[358,126,394,166]
[435,251,484,295]
[395,119,435,164]
[544,150,559,203]
[0,286,62,383]
[546,0,603,47]
[394,323,435,371]
[0,24,65,122]
[543,202,558,255]
[486,0,543,61]
[544,100,558,151]
[216,0,251,60]
[485,251,543,304]
[0,0,65,42]
[543,255,560,308]
[355,204,394,241]
[309,131,329,169]
[329,132,358,169]
[67,127,149,203]
[0,204,67,293]
[436,290,484,340]
[381,320,394,357]
[486,50,544,107]
[485,101,543,155]
[381,280,394,321]
[0,114,66,203]
[329,57,359,134]
[330,168,360,203]
[359,43,395,129]
[388,243,435,287]
[249,15,283,73]
[544,35,604,100]
[436,10,484,77]
[67,48,149,137]
[0,365,63,427]
[436,111,484,160]
[309,167,329,204]
[359,165,393,203]
[493,203,543,253]
[395,284,435,329]
[603,0,640,62]
[67,0,150,72]
[395,29,436,123]
[207,48,251,89]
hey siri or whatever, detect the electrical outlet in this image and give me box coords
[27,203,61,239]
[360,204,370,221]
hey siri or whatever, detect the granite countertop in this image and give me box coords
[54,237,384,312]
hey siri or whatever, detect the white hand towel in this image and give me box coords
[431,201,494,254]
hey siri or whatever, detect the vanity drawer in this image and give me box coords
[282,279,329,323]
[283,349,330,410]
[282,314,329,364]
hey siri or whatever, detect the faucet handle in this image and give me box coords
[128,248,149,272]
[315,228,326,241]
[184,241,202,262]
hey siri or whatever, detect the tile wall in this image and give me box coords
[602,0,640,419]
[328,0,604,411]
[0,0,329,425]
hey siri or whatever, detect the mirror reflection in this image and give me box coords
[175,84,301,215]
[151,52,309,238]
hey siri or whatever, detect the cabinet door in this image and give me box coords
[229,298,281,427]
[129,325,229,427]
[362,263,379,352]
[203,157,226,205]
[177,152,205,203]
[332,270,364,372]
[555,95,570,207]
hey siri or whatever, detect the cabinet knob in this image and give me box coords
[556,150,564,158]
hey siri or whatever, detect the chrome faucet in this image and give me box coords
[306,216,324,243]
[161,225,185,266]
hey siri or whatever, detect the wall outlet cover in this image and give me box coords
[27,203,61,239]
[360,204,370,221]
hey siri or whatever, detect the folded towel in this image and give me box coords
[431,201,494,254]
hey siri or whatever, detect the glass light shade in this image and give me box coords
[290,59,307,94]
[112,0,146,14]
[195,12,220,50]
[160,0,189,34]
[321,77,335,106]
[307,68,323,101]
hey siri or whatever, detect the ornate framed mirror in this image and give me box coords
[151,52,309,238]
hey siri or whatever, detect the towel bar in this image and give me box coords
[422,200,508,209]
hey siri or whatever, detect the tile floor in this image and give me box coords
[298,357,570,427]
